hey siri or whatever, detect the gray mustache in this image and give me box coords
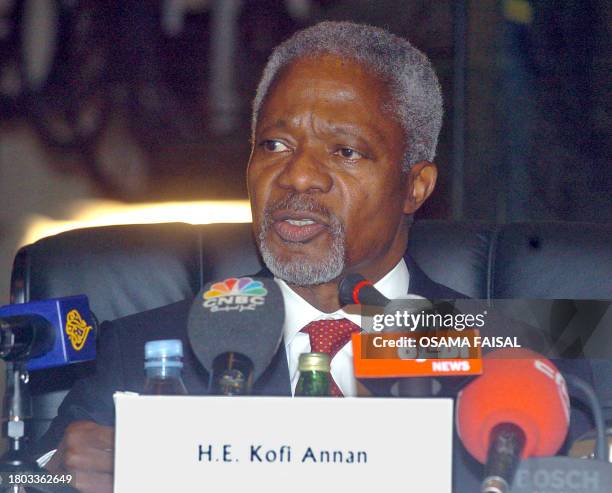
[264,194,333,219]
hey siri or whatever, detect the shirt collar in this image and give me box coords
[276,258,410,347]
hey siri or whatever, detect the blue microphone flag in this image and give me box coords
[0,295,96,370]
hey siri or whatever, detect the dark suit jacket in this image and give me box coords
[38,255,594,492]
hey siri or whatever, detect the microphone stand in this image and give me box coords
[0,362,79,493]
[209,352,254,395]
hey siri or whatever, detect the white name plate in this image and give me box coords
[114,394,453,493]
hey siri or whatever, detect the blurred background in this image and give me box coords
[0,0,610,305]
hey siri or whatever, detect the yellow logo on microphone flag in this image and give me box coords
[65,309,92,351]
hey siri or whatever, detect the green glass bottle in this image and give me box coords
[295,352,332,397]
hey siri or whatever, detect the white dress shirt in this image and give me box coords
[276,259,410,396]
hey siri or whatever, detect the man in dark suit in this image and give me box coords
[40,21,592,493]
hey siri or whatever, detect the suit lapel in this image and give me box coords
[253,343,292,396]
[404,254,467,299]
[251,267,291,395]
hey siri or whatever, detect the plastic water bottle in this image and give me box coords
[143,339,188,395]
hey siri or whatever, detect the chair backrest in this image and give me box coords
[10,220,612,441]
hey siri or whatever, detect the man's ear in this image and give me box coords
[402,161,438,214]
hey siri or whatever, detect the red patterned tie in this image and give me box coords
[300,318,361,397]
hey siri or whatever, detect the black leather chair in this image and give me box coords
[9,220,612,441]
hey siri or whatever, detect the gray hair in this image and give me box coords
[251,21,443,172]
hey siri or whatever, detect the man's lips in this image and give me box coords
[270,210,329,243]
[271,209,329,224]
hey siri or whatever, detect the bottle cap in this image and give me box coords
[298,352,331,373]
[145,339,183,360]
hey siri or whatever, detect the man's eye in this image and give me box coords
[334,147,364,160]
[261,140,290,152]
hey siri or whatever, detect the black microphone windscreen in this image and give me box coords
[187,277,285,381]
[339,273,367,306]
[339,273,389,307]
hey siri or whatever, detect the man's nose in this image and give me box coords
[275,149,333,193]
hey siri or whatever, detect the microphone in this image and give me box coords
[187,276,285,395]
[456,348,570,493]
[339,273,440,397]
[339,273,435,331]
[0,295,96,370]
[339,273,389,306]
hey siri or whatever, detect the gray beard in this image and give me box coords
[257,196,346,286]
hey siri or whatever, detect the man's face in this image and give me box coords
[248,55,422,286]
